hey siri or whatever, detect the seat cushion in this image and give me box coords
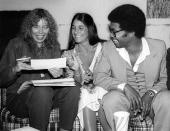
[0,88,153,131]
[128,115,153,131]
[0,107,103,131]
[1,107,59,130]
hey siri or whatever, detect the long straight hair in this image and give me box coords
[68,13,104,50]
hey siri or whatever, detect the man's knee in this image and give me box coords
[102,90,129,110]
[154,91,170,108]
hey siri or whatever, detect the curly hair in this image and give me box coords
[108,4,146,38]
[19,8,60,49]
[68,13,105,50]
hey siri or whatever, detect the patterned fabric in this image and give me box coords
[0,87,154,131]
[0,107,103,131]
[128,115,153,131]
[1,88,153,131]
[0,88,103,131]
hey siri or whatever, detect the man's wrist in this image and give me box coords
[149,89,158,94]
[147,90,156,98]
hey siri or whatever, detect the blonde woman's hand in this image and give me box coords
[48,67,63,78]
[17,81,33,94]
[13,61,32,73]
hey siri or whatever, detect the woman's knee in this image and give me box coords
[30,87,53,104]
[69,86,80,99]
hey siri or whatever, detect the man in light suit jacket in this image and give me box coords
[94,4,170,131]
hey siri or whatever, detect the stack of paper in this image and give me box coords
[32,78,75,86]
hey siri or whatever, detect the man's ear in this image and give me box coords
[123,33,128,37]
[128,32,135,37]
[123,32,134,37]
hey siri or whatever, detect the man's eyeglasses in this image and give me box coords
[108,26,123,37]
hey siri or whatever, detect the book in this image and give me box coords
[32,78,75,86]
[17,78,75,94]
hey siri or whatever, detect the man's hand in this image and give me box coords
[124,84,142,111]
[141,90,155,120]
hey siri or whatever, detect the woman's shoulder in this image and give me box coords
[102,40,116,50]
[7,37,27,49]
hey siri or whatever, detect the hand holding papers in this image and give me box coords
[32,78,75,87]
[15,57,32,72]
[31,57,66,70]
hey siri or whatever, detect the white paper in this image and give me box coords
[11,126,40,131]
[31,57,66,70]
[32,83,75,86]
[32,78,75,86]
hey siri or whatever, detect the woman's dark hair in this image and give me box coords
[68,13,104,50]
[108,4,146,38]
[19,8,60,49]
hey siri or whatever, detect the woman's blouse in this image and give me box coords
[62,43,98,85]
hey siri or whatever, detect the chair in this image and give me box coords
[0,86,153,131]
[0,88,103,131]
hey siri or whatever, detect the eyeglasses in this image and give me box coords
[109,26,123,37]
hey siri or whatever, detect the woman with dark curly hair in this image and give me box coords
[0,8,80,131]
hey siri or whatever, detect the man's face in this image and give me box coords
[109,22,128,48]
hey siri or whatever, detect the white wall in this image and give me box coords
[1,0,170,49]
[146,20,170,48]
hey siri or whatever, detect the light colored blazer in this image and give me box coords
[93,38,167,93]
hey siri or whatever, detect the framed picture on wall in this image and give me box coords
[146,0,170,25]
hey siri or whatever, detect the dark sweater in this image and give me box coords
[0,37,61,94]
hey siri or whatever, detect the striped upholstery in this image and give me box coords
[0,88,153,131]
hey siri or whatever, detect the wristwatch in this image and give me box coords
[148,90,155,97]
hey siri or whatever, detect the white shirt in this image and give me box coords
[116,37,151,91]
